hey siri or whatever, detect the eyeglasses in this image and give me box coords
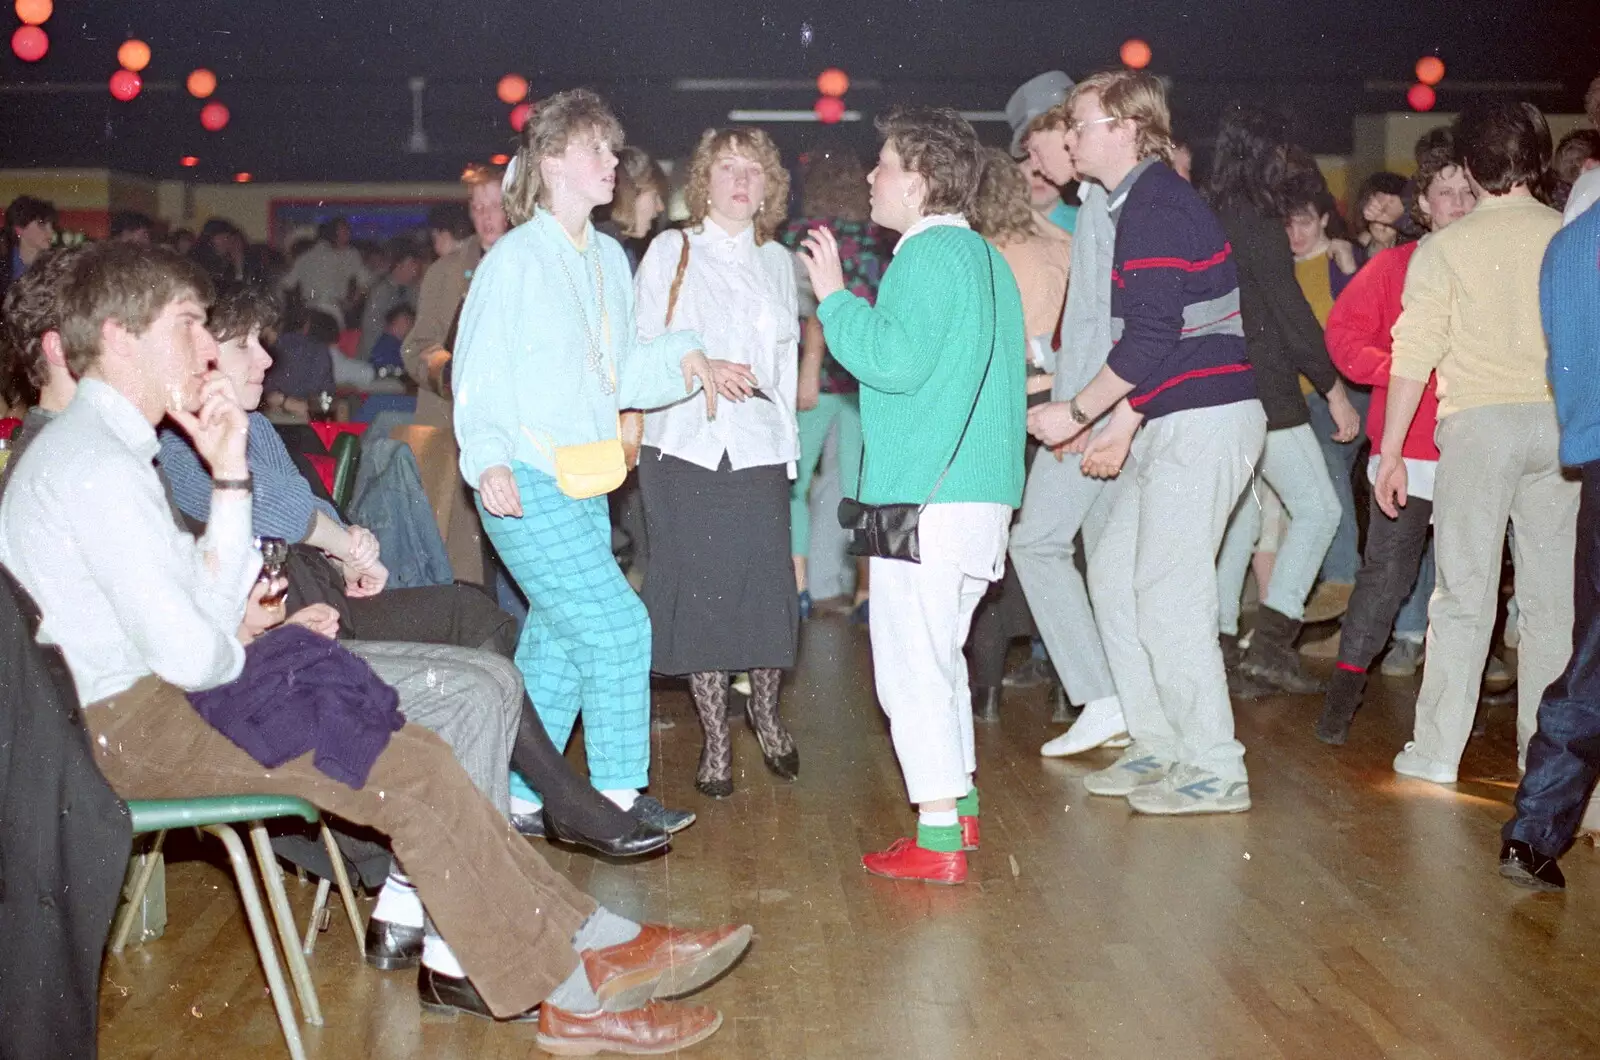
[1068,116,1118,136]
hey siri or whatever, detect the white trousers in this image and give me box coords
[868,502,1011,805]
[1086,401,1267,781]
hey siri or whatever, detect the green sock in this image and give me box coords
[956,787,979,818]
[916,821,963,853]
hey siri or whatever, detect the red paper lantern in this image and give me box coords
[14,0,51,26]
[180,155,199,167]
[490,153,510,166]
[117,39,150,73]
[200,101,230,132]
[1120,39,1152,70]
[510,102,532,132]
[233,172,252,184]
[1407,83,1437,112]
[814,96,846,124]
[187,68,217,99]
[1415,56,1446,86]
[11,25,48,62]
[109,69,142,102]
[497,74,528,104]
[817,68,849,97]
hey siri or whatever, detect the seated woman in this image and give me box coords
[155,286,671,864]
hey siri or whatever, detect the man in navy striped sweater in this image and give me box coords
[1499,197,1600,890]
[1028,70,1267,816]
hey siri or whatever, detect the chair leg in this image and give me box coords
[303,877,332,957]
[110,830,166,954]
[319,821,365,953]
[204,825,307,1060]
[248,822,324,1027]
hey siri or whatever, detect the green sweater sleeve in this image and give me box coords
[816,235,960,395]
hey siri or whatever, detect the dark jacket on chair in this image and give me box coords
[0,564,132,1060]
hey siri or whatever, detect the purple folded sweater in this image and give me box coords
[187,625,404,788]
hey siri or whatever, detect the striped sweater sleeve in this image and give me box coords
[1104,200,1195,388]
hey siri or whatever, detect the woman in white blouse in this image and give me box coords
[634,127,801,798]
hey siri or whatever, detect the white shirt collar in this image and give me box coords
[77,377,159,461]
[895,212,970,252]
[691,216,757,250]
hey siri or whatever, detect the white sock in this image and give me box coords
[421,933,464,978]
[919,808,958,828]
[373,872,424,928]
[572,907,642,953]
[509,794,543,815]
[601,788,638,811]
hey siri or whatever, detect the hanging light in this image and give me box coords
[11,24,47,62]
[200,101,230,131]
[14,0,51,26]
[180,155,199,167]
[510,101,533,131]
[817,68,849,97]
[1120,39,1152,69]
[1415,56,1446,86]
[109,69,142,102]
[1407,83,1437,112]
[187,68,217,99]
[496,74,528,104]
[814,96,845,124]
[233,172,252,183]
[117,39,151,73]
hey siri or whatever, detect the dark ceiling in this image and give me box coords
[0,0,1594,183]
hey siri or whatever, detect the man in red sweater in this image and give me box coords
[1314,129,1476,744]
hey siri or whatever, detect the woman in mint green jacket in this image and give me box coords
[453,90,717,837]
[801,107,1026,886]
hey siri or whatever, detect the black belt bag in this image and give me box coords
[838,251,998,564]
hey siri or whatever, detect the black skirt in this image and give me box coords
[638,447,799,675]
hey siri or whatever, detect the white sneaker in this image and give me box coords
[1081,747,1174,797]
[1393,742,1458,785]
[1127,766,1251,815]
[1040,696,1129,757]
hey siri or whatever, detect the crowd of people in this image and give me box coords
[1,62,1599,1055]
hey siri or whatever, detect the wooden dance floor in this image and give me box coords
[98,617,1600,1059]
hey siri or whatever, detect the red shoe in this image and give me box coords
[862,838,967,885]
[960,815,979,851]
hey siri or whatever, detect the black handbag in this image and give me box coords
[838,251,998,564]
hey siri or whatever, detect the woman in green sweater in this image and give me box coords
[801,107,1026,886]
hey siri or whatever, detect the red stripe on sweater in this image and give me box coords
[1128,362,1252,409]
[1180,308,1241,334]
[1336,661,1366,674]
[1120,243,1233,274]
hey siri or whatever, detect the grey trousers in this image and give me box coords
[1410,402,1578,770]
[345,640,522,817]
[1008,447,1117,705]
[1087,401,1267,781]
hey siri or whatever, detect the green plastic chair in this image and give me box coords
[111,796,363,1060]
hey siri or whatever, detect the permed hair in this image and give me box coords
[502,89,625,227]
[799,148,870,221]
[1205,102,1293,218]
[0,245,83,407]
[1411,127,1466,229]
[57,242,214,377]
[1064,70,1176,166]
[875,106,984,217]
[682,127,790,244]
[969,149,1038,245]
[206,284,282,344]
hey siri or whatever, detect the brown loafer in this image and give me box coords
[536,1001,722,1055]
[583,923,752,1012]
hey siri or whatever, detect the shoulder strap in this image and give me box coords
[665,231,691,327]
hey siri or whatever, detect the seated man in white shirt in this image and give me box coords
[0,242,746,1052]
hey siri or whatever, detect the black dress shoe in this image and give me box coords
[365,917,424,971]
[760,746,800,780]
[631,795,696,834]
[1500,840,1566,891]
[695,775,734,799]
[417,964,539,1022]
[547,815,672,858]
[972,686,1001,723]
[510,810,546,839]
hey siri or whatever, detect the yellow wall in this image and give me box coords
[1352,112,1588,182]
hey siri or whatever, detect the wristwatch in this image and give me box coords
[1069,397,1091,426]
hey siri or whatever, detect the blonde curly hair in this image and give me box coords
[970,149,1037,246]
[681,127,790,244]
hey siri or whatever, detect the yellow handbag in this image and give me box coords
[552,435,628,499]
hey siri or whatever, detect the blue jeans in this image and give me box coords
[1305,388,1371,584]
[1505,460,1600,857]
